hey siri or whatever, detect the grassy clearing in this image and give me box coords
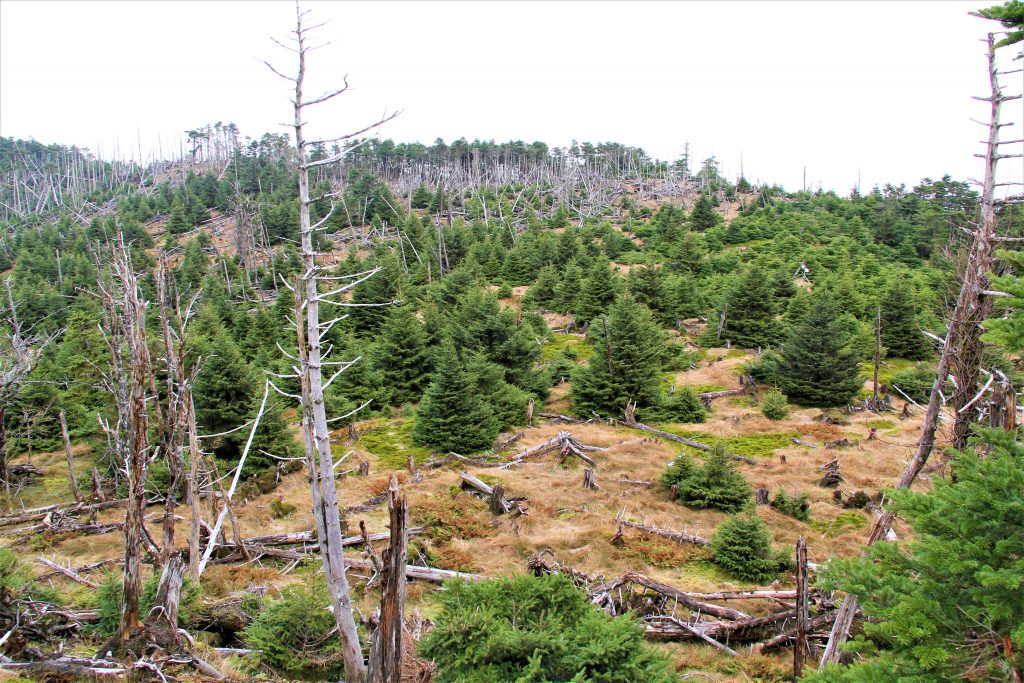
[810,511,869,537]
[542,333,593,362]
[358,418,433,469]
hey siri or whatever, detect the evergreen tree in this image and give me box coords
[413,342,497,453]
[410,184,431,209]
[522,264,559,309]
[881,279,929,359]
[760,388,789,420]
[711,512,781,582]
[554,260,583,315]
[689,194,721,230]
[166,197,190,234]
[722,263,778,348]
[572,297,666,417]
[676,445,752,513]
[810,430,1024,682]
[779,292,864,407]
[574,259,619,322]
[372,305,432,405]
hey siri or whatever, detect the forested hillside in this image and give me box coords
[0,2,1022,682]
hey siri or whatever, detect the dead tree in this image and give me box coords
[368,477,408,683]
[261,4,399,680]
[95,233,153,642]
[0,276,57,499]
[794,537,809,678]
[58,409,82,503]
[820,31,1023,669]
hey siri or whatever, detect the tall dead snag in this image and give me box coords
[59,409,82,503]
[820,32,1022,669]
[95,233,153,642]
[794,537,809,678]
[368,477,408,683]
[262,4,399,680]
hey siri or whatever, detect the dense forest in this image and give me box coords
[0,2,1022,682]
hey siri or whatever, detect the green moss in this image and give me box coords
[542,333,594,362]
[810,511,868,537]
[865,419,897,430]
[653,425,798,459]
[359,418,434,469]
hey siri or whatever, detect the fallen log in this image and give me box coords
[698,388,747,401]
[684,589,798,602]
[0,657,124,678]
[614,419,760,466]
[617,475,654,488]
[615,516,711,546]
[459,472,527,515]
[35,557,99,588]
[36,557,122,582]
[754,609,839,653]
[527,552,602,588]
[537,412,586,424]
[591,572,748,621]
[646,614,737,656]
[344,557,483,583]
[0,499,126,528]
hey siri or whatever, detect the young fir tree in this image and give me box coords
[574,259,619,322]
[371,305,432,405]
[810,430,1024,683]
[711,512,781,582]
[881,279,930,359]
[778,292,864,407]
[166,196,191,234]
[413,342,497,453]
[689,194,721,231]
[676,445,753,513]
[572,297,666,417]
[522,264,560,309]
[722,263,778,348]
[554,260,584,315]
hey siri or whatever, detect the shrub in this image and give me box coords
[890,363,936,403]
[97,571,201,637]
[242,580,346,680]
[770,489,811,521]
[269,498,297,519]
[746,350,782,385]
[711,512,783,582]
[419,574,675,683]
[761,388,790,420]
[676,445,752,513]
[495,282,513,299]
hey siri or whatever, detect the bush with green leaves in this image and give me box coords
[890,363,936,404]
[661,451,697,489]
[242,579,347,680]
[646,387,707,424]
[96,571,201,637]
[419,573,675,683]
[674,445,752,513]
[770,489,811,521]
[711,512,785,582]
[761,388,790,421]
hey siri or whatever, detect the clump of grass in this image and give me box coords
[810,511,868,537]
[865,419,897,430]
[359,419,433,469]
[618,534,712,569]
[412,495,493,544]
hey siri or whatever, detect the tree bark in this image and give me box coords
[369,477,407,683]
[59,410,82,503]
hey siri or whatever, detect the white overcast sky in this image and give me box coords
[1,1,1021,193]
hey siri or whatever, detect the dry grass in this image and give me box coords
[3,344,942,674]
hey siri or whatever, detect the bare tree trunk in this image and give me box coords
[794,537,809,678]
[368,477,408,683]
[185,394,204,581]
[59,409,82,503]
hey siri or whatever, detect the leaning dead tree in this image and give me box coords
[262,4,399,681]
[820,29,1023,669]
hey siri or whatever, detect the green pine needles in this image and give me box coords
[419,574,675,683]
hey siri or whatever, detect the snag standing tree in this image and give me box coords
[262,4,399,681]
[820,11,1024,668]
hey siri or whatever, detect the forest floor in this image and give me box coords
[2,346,942,682]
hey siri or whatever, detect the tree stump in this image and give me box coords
[755,488,769,505]
[832,489,843,504]
[358,461,370,477]
[669,484,679,501]
[582,469,600,490]
[489,485,507,515]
